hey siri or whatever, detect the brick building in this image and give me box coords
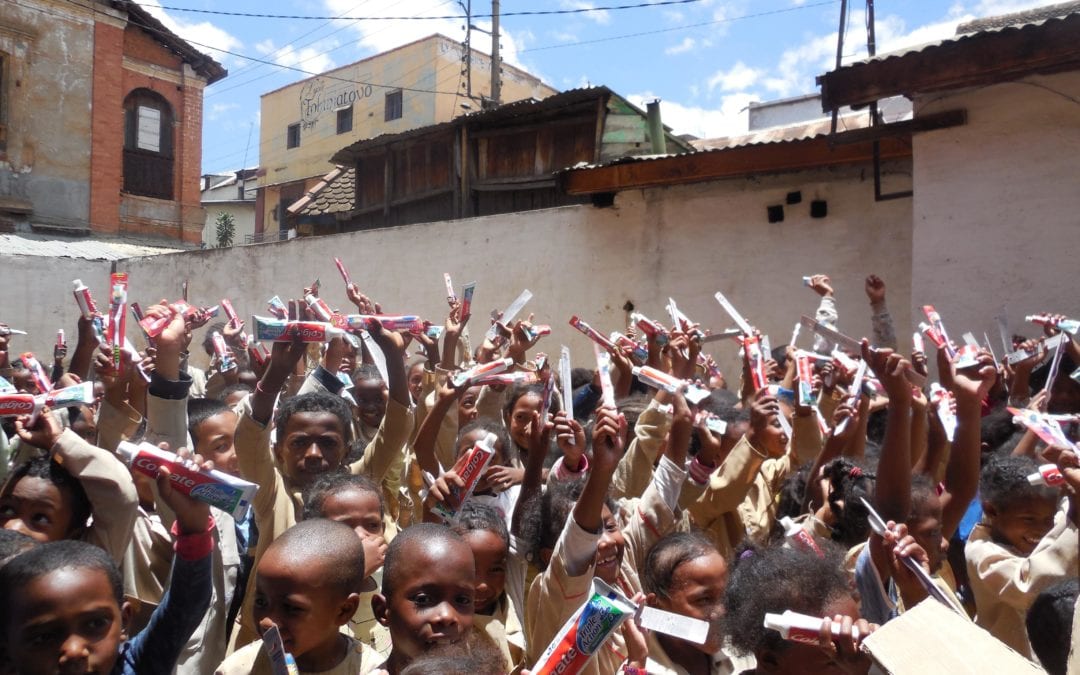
[0,0,225,245]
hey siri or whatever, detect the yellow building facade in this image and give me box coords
[256,34,556,237]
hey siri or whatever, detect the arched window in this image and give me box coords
[123,89,174,200]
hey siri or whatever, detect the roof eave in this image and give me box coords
[818,12,1080,110]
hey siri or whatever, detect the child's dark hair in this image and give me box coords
[187,397,231,442]
[980,405,1019,454]
[528,476,618,569]
[642,531,717,600]
[774,461,814,529]
[502,382,548,423]
[218,382,253,402]
[616,392,650,434]
[399,632,506,675]
[450,502,509,548]
[352,363,384,386]
[3,456,92,536]
[1026,578,1078,675]
[910,473,939,513]
[269,520,366,596]
[0,540,123,615]
[823,456,876,547]
[570,367,593,392]
[383,523,468,599]
[722,541,849,657]
[0,530,37,568]
[201,321,228,356]
[274,391,354,444]
[980,455,1058,511]
[302,472,385,521]
[458,419,512,465]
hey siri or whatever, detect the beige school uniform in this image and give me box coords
[232,392,412,647]
[612,399,671,502]
[684,436,768,559]
[217,635,379,675]
[966,506,1079,659]
[525,457,685,675]
[474,594,526,673]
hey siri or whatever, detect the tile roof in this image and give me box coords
[288,166,355,216]
[0,233,182,261]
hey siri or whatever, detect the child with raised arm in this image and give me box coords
[216,519,379,674]
[0,452,214,675]
[525,395,689,675]
[966,453,1078,658]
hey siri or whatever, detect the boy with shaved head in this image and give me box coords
[216,519,379,674]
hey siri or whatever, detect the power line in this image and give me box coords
[140,0,707,21]
[521,0,841,52]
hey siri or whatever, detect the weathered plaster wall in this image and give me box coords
[911,71,1080,338]
[0,1,95,231]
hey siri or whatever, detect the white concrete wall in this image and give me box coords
[911,71,1080,341]
[111,162,913,375]
[202,202,257,247]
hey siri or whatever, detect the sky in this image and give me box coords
[139,0,1059,176]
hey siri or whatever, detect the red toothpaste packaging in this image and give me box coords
[117,441,258,520]
[432,432,497,522]
[0,393,39,418]
[530,578,635,675]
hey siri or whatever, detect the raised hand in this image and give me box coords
[864,274,887,305]
[157,444,213,535]
[808,274,834,298]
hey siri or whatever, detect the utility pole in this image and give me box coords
[459,0,472,101]
[490,0,501,106]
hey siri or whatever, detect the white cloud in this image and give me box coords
[632,92,755,139]
[665,37,697,55]
[255,40,339,74]
[561,1,612,25]
[138,0,243,63]
[208,102,239,121]
[707,61,762,92]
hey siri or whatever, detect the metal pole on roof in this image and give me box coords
[491,0,502,106]
[830,0,848,137]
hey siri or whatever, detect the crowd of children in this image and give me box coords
[0,269,1078,675]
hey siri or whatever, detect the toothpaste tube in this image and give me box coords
[130,302,152,342]
[117,441,258,520]
[341,314,423,334]
[432,432,497,522]
[471,371,538,387]
[247,343,270,368]
[443,272,457,304]
[56,329,65,349]
[594,344,616,408]
[267,296,288,320]
[461,282,476,318]
[569,316,617,352]
[72,279,98,319]
[1028,464,1065,488]
[795,351,815,407]
[0,393,40,418]
[631,312,670,346]
[38,382,94,408]
[487,289,533,341]
[253,316,343,343]
[211,331,237,372]
[922,305,957,359]
[539,369,556,422]
[954,344,981,370]
[1027,314,1080,336]
[534,352,549,372]
[912,331,924,354]
[522,324,553,343]
[424,323,445,340]
[1008,407,1078,452]
[334,257,352,286]
[530,578,635,675]
[107,273,128,371]
[138,302,217,338]
[790,322,801,349]
[261,625,297,675]
[451,357,513,388]
[560,346,574,423]
[779,516,824,558]
[802,276,813,286]
[19,352,52,394]
[632,366,710,404]
[714,291,755,336]
[698,353,723,381]
[698,412,727,436]
[929,383,957,442]
[611,332,648,363]
[742,334,767,391]
[763,610,861,646]
[305,293,336,323]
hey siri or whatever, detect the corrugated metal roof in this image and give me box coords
[0,234,182,261]
[837,3,1080,69]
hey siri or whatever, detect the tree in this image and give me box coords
[214,211,235,248]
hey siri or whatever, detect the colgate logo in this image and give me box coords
[132,457,197,489]
[0,398,34,415]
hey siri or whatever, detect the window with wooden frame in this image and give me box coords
[287,123,301,149]
[384,90,403,121]
[123,89,174,200]
[336,106,353,134]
